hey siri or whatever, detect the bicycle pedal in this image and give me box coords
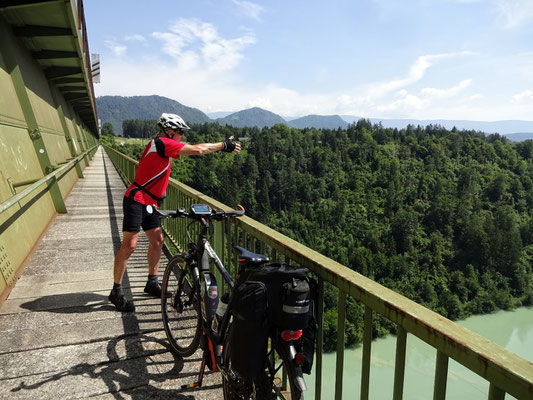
[180,382,201,390]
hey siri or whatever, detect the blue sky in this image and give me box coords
[84,0,533,121]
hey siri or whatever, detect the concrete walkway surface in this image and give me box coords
[0,147,222,399]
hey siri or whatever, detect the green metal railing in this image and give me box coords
[0,145,98,216]
[104,145,533,400]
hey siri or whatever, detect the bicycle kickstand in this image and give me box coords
[180,353,207,390]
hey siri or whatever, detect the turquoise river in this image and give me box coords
[306,307,533,399]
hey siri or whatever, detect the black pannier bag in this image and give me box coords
[229,281,269,383]
[245,263,312,330]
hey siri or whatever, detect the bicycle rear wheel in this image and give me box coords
[222,332,305,400]
[161,257,202,357]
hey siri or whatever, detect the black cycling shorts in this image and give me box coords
[122,196,161,233]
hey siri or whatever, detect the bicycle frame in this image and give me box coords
[161,207,307,397]
[188,218,235,351]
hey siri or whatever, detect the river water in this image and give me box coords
[305,307,533,399]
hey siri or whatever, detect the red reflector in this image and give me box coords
[295,352,305,365]
[281,330,303,341]
[238,258,246,262]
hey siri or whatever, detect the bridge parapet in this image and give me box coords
[105,144,533,400]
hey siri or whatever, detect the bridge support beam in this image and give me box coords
[49,84,84,178]
[0,17,67,214]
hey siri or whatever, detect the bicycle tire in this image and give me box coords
[222,330,304,400]
[161,257,202,357]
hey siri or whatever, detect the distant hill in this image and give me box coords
[96,95,210,135]
[288,114,349,130]
[95,95,533,139]
[502,132,533,142]
[340,115,533,136]
[215,107,286,128]
[207,111,233,119]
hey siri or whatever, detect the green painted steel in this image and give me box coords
[315,277,325,400]
[104,145,533,400]
[0,146,97,215]
[335,290,347,400]
[488,383,506,400]
[433,350,449,400]
[393,326,407,400]
[0,1,98,304]
[361,305,373,400]
[0,17,67,214]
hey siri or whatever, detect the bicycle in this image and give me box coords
[152,203,307,399]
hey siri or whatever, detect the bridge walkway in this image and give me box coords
[0,147,221,399]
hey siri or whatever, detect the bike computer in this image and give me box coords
[190,204,212,215]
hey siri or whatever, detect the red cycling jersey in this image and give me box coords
[124,137,185,205]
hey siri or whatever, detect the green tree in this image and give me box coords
[101,122,115,137]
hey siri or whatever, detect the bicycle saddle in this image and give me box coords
[234,246,269,266]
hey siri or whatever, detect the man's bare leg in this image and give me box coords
[144,227,165,297]
[109,231,139,312]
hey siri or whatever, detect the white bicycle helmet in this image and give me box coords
[157,113,191,131]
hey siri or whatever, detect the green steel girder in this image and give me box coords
[31,50,78,59]
[57,85,85,92]
[0,0,98,136]
[63,92,87,101]
[0,0,59,8]
[13,25,71,36]
[0,16,67,214]
[44,66,82,79]
[48,83,83,178]
[54,77,84,84]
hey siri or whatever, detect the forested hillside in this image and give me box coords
[96,95,210,134]
[288,114,349,129]
[103,120,533,350]
[216,107,287,128]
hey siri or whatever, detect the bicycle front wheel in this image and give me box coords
[161,257,202,357]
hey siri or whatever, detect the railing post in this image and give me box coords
[334,290,346,400]
[488,383,506,400]
[393,326,407,400]
[315,277,324,400]
[433,350,449,400]
[361,305,373,400]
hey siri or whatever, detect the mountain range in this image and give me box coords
[96,95,533,141]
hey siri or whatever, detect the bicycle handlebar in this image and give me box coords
[151,205,245,221]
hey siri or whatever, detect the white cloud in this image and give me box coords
[420,79,472,98]
[329,52,474,117]
[247,97,272,109]
[495,0,533,29]
[104,40,127,57]
[370,51,472,98]
[153,19,255,72]
[466,94,483,101]
[513,89,533,102]
[232,0,265,20]
[377,94,429,113]
[336,76,474,118]
[124,34,146,42]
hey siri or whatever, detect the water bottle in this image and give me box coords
[202,271,218,323]
[212,293,229,332]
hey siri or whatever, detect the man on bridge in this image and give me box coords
[109,113,241,312]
